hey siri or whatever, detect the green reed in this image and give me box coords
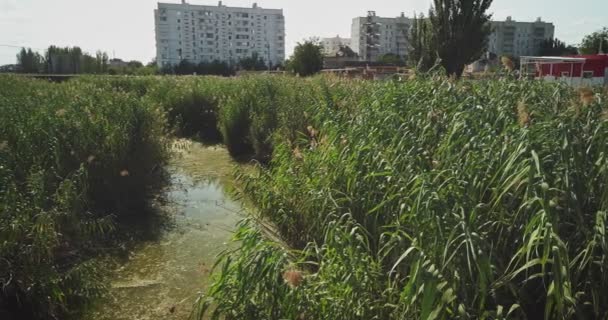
[0,75,169,318]
[198,76,608,320]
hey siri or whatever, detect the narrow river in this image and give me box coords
[86,141,243,320]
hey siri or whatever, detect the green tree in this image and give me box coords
[408,13,436,71]
[336,45,357,58]
[127,60,144,68]
[287,40,323,77]
[428,0,493,77]
[378,53,405,66]
[540,38,578,56]
[71,47,83,73]
[170,59,234,76]
[95,51,109,74]
[239,52,267,71]
[16,48,44,73]
[580,27,608,54]
[44,46,108,74]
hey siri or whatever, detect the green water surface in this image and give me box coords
[87,141,242,320]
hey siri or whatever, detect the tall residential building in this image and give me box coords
[154,1,285,68]
[351,12,411,62]
[321,35,351,56]
[488,17,555,57]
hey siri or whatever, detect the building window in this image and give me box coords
[561,72,570,77]
[583,71,594,79]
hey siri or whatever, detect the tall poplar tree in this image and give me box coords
[428,0,493,77]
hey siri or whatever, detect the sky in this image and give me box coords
[0,0,606,65]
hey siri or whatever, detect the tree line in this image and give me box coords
[15,45,285,76]
[16,46,111,74]
[164,52,273,76]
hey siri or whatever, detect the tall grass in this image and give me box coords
[198,77,608,319]
[4,73,607,319]
[77,76,228,143]
[0,75,169,318]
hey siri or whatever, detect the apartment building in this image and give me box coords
[351,12,411,62]
[154,1,285,68]
[488,17,554,57]
[321,35,351,56]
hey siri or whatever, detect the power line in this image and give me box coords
[0,44,46,50]
[0,44,23,48]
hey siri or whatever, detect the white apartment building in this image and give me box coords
[155,1,285,68]
[321,35,351,56]
[351,12,411,62]
[488,17,555,57]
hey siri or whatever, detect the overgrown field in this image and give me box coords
[2,74,608,319]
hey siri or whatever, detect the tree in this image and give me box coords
[169,59,234,76]
[16,48,43,73]
[428,0,493,77]
[540,38,578,56]
[408,13,436,71]
[43,46,109,74]
[205,60,234,76]
[580,27,608,54]
[379,53,405,66]
[71,47,83,74]
[239,52,267,71]
[336,45,357,58]
[127,60,144,68]
[287,40,323,76]
[95,51,109,74]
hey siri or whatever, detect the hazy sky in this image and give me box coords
[0,0,606,65]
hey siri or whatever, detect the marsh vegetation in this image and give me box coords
[1,74,608,319]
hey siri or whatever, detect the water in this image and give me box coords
[86,141,243,320]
